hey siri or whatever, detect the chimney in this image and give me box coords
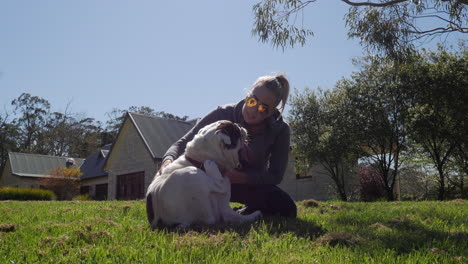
[66,158,75,168]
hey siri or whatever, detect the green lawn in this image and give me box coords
[0,200,466,263]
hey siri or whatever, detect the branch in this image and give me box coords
[342,0,468,6]
[340,0,408,7]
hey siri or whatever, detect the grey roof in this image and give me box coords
[8,152,85,178]
[128,112,195,159]
[80,144,111,180]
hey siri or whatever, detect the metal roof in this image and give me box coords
[8,152,85,177]
[80,144,111,180]
[128,112,194,159]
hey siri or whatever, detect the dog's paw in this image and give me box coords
[203,160,220,176]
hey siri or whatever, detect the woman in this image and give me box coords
[158,73,297,217]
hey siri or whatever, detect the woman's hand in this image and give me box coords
[156,159,172,176]
[225,169,247,184]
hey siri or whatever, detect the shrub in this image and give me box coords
[40,167,82,200]
[0,187,56,201]
[73,194,91,201]
[359,165,386,201]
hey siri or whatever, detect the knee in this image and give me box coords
[269,186,297,218]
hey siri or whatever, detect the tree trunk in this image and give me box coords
[437,167,445,201]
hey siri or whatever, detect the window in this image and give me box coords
[95,184,108,201]
[116,172,144,200]
[80,186,90,195]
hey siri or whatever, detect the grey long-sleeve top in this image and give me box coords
[162,100,291,185]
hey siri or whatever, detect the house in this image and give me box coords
[280,158,359,201]
[0,152,84,189]
[102,112,196,200]
[79,144,112,200]
[93,112,358,201]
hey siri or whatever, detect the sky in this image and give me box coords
[0,1,461,123]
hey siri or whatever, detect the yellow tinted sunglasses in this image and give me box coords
[245,96,270,114]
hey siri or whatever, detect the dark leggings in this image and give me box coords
[230,184,297,218]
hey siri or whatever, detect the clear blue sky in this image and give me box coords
[0,1,459,123]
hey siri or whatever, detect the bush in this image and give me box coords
[0,187,56,201]
[359,166,386,201]
[73,194,91,201]
[40,167,82,200]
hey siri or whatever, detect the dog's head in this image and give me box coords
[185,120,247,172]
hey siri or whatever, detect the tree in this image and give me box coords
[252,0,467,54]
[406,45,468,200]
[289,87,360,201]
[37,112,103,158]
[0,110,19,173]
[103,106,189,145]
[11,93,51,154]
[342,55,415,201]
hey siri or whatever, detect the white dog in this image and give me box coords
[146,120,262,228]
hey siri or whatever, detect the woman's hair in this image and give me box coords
[250,73,290,112]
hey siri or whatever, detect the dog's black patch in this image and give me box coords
[217,121,242,149]
[146,194,154,225]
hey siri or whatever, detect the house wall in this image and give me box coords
[0,162,12,187]
[278,154,334,201]
[1,162,42,188]
[278,153,360,201]
[104,119,158,200]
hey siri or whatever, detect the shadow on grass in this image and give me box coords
[373,217,467,254]
[332,215,468,254]
[152,216,325,240]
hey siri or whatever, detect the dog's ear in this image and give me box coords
[216,121,241,149]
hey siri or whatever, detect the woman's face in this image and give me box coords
[242,85,278,125]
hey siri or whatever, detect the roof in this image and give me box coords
[128,112,195,159]
[7,152,85,178]
[80,144,111,180]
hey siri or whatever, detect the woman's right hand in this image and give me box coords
[156,159,172,176]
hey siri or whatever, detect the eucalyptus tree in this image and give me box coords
[104,106,188,145]
[252,0,467,54]
[11,93,51,153]
[37,112,103,158]
[0,110,19,173]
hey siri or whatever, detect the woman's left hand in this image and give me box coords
[224,169,247,184]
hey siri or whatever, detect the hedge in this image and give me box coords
[0,187,56,201]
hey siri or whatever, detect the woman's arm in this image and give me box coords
[229,124,291,185]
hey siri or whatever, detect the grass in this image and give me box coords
[0,200,466,263]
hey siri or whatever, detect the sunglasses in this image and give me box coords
[245,95,272,115]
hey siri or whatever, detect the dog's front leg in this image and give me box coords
[204,160,228,194]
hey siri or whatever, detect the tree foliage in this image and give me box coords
[0,93,188,167]
[289,43,467,201]
[252,0,467,55]
[40,166,82,200]
[103,106,189,145]
[344,55,415,200]
[289,87,360,201]
[405,44,468,200]
[11,93,51,153]
[0,111,19,174]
